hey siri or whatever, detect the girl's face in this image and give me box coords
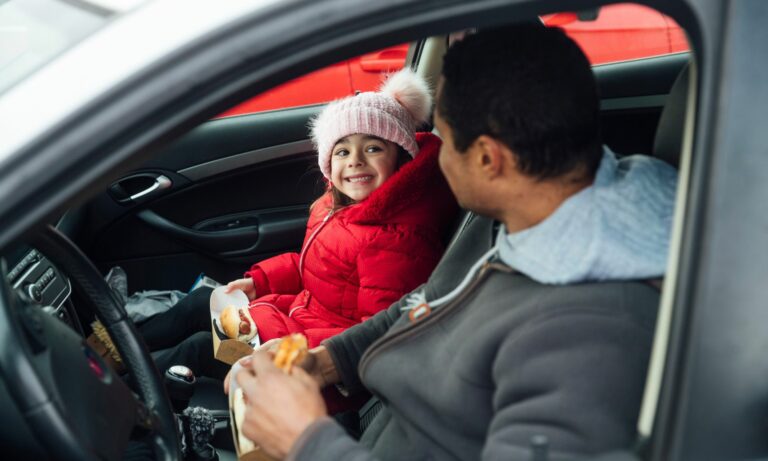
[330,134,400,202]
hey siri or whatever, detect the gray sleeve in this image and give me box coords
[287,417,379,461]
[482,311,654,460]
[322,290,412,393]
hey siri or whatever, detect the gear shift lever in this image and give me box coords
[182,406,217,460]
[164,365,196,412]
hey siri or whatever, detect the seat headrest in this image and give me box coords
[653,63,691,168]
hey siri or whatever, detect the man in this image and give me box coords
[230,23,678,460]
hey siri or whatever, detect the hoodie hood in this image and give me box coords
[498,147,678,284]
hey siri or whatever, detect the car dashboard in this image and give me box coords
[3,244,80,333]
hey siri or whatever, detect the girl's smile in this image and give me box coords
[344,174,374,183]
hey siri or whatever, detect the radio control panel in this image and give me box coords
[9,249,71,312]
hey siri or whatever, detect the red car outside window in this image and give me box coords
[218,44,409,117]
[543,3,688,65]
[219,3,689,118]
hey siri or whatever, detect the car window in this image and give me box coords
[542,3,689,65]
[218,43,409,118]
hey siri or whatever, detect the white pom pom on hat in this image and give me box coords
[379,67,432,126]
[310,68,433,180]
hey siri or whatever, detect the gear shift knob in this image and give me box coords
[165,365,196,412]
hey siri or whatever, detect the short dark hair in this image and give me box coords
[438,23,603,179]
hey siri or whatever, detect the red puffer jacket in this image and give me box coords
[244,132,457,348]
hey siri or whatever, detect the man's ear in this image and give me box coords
[471,135,506,179]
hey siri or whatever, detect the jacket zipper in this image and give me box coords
[358,261,512,377]
[291,210,334,317]
[298,210,334,274]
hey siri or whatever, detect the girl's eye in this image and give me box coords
[365,145,383,153]
[334,149,349,157]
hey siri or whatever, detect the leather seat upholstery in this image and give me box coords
[653,62,691,167]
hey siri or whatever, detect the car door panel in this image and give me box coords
[78,107,324,292]
[142,105,321,171]
[136,205,307,257]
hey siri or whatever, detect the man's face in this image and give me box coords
[434,106,485,214]
[434,80,519,222]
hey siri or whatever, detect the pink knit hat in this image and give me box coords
[310,68,432,179]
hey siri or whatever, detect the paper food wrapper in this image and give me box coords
[210,287,260,365]
[228,361,278,461]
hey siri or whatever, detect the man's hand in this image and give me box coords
[223,339,340,396]
[224,339,282,395]
[303,345,340,388]
[236,350,327,458]
[223,356,250,395]
[225,277,257,300]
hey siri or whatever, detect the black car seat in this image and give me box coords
[653,61,691,167]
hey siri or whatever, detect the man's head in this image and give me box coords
[435,23,603,229]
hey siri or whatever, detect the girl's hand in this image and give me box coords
[236,350,327,458]
[225,277,257,300]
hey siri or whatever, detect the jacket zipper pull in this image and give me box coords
[482,260,515,275]
[478,260,494,277]
[529,434,549,461]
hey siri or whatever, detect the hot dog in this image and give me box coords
[220,306,257,342]
[273,333,308,373]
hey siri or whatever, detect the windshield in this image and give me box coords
[0,0,134,95]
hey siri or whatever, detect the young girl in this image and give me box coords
[224,69,457,348]
[139,69,456,382]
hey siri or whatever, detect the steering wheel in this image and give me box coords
[0,226,182,461]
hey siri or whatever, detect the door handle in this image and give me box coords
[109,173,173,205]
[359,48,407,72]
[129,175,171,201]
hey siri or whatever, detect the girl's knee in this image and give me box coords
[178,331,212,354]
